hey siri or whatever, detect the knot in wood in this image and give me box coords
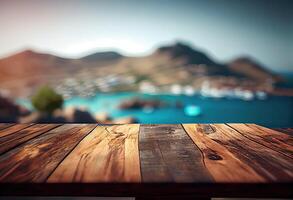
[207,153,222,160]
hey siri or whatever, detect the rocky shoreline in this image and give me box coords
[0,95,138,124]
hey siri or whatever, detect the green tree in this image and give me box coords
[31,86,63,114]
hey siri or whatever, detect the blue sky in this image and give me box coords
[0,0,292,71]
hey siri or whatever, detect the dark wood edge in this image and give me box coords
[273,128,293,135]
[0,183,292,198]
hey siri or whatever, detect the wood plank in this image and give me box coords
[273,128,293,135]
[0,124,34,137]
[139,124,213,183]
[182,124,265,182]
[0,123,14,131]
[206,124,293,181]
[0,124,96,182]
[48,124,141,182]
[0,124,61,154]
[228,123,293,159]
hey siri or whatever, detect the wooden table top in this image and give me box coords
[0,123,292,198]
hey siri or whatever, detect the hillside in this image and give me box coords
[81,51,123,62]
[228,57,282,82]
[0,42,282,97]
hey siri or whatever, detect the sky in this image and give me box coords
[0,0,292,72]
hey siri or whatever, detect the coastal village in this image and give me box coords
[0,43,292,124]
[54,73,270,101]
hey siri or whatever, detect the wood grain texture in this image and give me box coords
[182,124,265,182]
[139,124,213,182]
[0,123,14,131]
[0,124,96,182]
[48,124,141,183]
[0,123,292,198]
[0,124,34,137]
[274,128,293,135]
[0,124,60,154]
[208,124,293,181]
[228,124,293,158]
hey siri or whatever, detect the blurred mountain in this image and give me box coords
[0,42,282,96]
[152,42,232,75]
[228,57,282,82]
[0,49,82,96]
[156,42,217,66]
[0,49,78,80]
[81,51,123,62]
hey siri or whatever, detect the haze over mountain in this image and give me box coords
[0,42,282,97]
[1,0,292,71]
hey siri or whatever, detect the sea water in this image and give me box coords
[17,92,293,128]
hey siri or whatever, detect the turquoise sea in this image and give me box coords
[18,92,293,128]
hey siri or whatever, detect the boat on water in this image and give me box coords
[184,105,202,117]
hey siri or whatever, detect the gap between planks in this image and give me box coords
[0,123,292,184]
[182,124,293,182]
[0,124,62,155]
[181,124,265,182]
[0,124,15,131]
[139,124,213,183]
[0,124,97,182]
[226,123,293,159]
[47,124,141,183]
[44,124,98,181]
[0,124,35,138]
